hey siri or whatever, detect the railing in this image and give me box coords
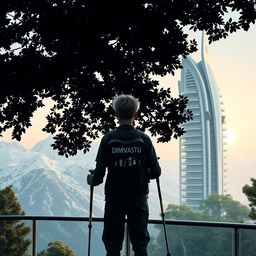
[0,215,255,256]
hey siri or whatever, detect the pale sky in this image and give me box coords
[206,25,256,203]
[154,24,256,203]
[1,24,256,204]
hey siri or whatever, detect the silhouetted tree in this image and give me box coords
[38,240,76,256]
[0,186,31,256]
[0,1,255,156]
[243,177,256,221]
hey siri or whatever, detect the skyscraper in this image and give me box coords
[178,35,226,210]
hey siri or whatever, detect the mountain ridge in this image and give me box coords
[0,137,178,255]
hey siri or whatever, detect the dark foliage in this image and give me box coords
[151,195,252,256]
[0,0,255,156]
[38,240,76,256]
[0,186,31,256]
[243,178,256,221]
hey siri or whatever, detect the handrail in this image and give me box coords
[0,215,255,256]
[0,215,255,229]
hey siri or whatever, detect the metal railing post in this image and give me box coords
[32,219,37,256]
[233,228,240,256]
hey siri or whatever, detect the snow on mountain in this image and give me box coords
[0,137,178,218]
[0,139,105,255]
[0,142,104,217]
[0,137,179,255]
[0,141,31,167]
[31,136,99,167]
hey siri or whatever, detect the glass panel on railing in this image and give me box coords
[0,218,33,255]
[239,229,256,256]
[20,220,33,256]
[36,220,105,256]
[148,223,233,256]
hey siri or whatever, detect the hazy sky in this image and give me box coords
[1,24,256,204]
[154,24,256,203]
[206,25,256,203]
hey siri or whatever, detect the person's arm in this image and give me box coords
[87,134,110,186]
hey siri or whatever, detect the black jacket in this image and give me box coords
[92,125,161,196]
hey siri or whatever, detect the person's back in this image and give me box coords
[87,94,161,256]
[105,127,148,195]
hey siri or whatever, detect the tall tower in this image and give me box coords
[178,34,225,210]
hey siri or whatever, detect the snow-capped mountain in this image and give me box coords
[0,138,178,255]
[32,136,99,166]
[0,140,105,255]
[0,141,32,168]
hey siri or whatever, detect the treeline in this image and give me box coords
[150,192,256,256]
[0,186,76,256]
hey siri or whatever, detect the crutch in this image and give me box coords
[88,170,94,256]
[156,177,171,256]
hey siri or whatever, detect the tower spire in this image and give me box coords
[201,31,209,64]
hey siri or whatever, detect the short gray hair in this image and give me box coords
[112,94,140,120]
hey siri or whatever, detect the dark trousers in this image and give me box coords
[102,195,150,256]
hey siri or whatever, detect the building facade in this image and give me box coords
[178,36,226,210]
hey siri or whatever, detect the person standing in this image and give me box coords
[87,94,161,256]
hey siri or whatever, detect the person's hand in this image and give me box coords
[87,174,94,186]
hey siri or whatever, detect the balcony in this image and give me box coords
[181,134,202,139]
[183,163,203,166]
[181,142,202,146]
[185,98,199,102]
[1,215,254,256]
[181,148,202,152]
[183,91,198,96]
[182,156,203,159]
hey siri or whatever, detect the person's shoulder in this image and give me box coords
[135,129,151,142]
[101,128,122,142]
[108,129,119,138]
[100,131,113,143]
